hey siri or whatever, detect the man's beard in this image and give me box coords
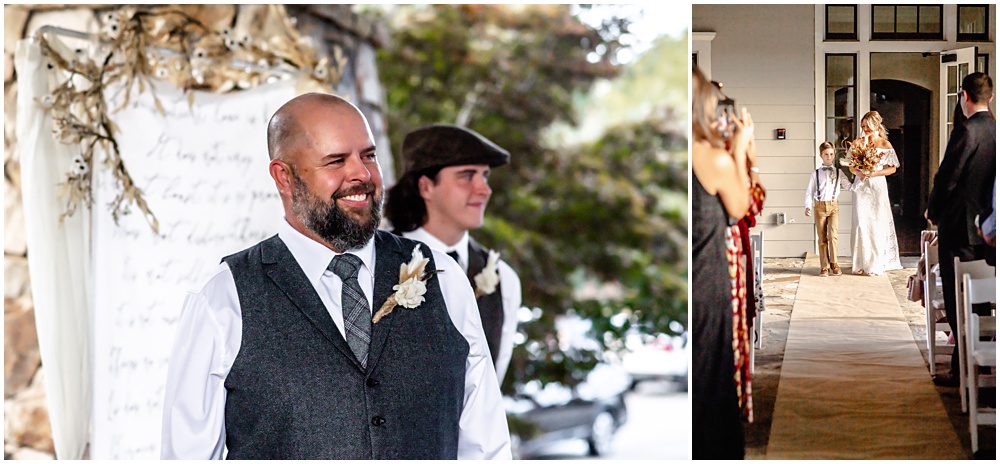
[290,172,382,251]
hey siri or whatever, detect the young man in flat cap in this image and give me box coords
[385,124,522,385]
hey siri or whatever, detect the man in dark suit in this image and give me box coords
[926,72,996,386]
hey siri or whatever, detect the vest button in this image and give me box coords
[371,415,386,426]
[367,378,379,387]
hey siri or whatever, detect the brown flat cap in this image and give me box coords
[401,124,510,174]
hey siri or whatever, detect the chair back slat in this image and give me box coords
[954,261,995,415]
[960,273,996,454]
[964,275,997,306]
[920,233,951,375]
[750,232,763,259]
[922,239,939,303]
[978,316,996,335]
[955,258,995,282]
[924,240,938,267]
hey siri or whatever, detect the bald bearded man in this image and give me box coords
[160,93,510,460]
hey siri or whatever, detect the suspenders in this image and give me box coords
[814,168,840,201]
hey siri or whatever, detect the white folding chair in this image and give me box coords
[921,238,952,375]
[953,258,996,413]
[749,232,764,371]
[962,275,996,454]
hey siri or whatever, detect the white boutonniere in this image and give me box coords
[372,246,436,323]
[473,250,501,298]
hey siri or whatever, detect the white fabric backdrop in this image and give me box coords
[16,34,298,459]
[89,74,293,459]
[15,37,94,461]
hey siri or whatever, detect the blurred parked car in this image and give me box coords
[622,332,688,391]
[505,313,632,458]
[506,362,630,458]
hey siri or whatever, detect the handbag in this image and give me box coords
[906,273,923,302]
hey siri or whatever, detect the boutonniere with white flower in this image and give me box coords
[473,250,501,298]
[372,246,438,323]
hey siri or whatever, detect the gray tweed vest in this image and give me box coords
[221,231,468,459]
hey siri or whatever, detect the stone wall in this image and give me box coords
[2,4,390,459]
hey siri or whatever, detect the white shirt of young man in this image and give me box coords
[804,166,853,208]
[160,218,512,459]
[402,227,522,385]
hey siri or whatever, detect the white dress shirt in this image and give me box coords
[804,165,852,208]
[401,228,522,385]
[160,218,511,459]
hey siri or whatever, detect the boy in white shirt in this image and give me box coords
[805,141,852,276]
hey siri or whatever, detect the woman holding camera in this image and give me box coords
[691,65,756,459]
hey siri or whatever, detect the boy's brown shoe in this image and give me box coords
[831,265,842,276]
[820,269,830,277]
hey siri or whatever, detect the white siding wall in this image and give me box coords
[693,5,831,258]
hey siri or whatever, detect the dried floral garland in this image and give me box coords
[36,6,347,233]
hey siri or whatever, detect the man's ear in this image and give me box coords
[417,174,434,201]
[270,159,293,198]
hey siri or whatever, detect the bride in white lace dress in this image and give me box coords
[848,111,902,276]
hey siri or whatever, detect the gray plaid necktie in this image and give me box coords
[328,254,371,368]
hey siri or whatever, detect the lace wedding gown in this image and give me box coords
[851,147,902,275]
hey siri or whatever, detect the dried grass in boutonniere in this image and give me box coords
[372,246,438,324]
[473,250,501,298]
[845,136,881,176]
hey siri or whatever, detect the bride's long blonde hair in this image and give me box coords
[860,111,888,140]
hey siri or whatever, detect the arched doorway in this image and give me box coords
[870,79,931,256]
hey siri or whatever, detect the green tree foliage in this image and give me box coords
[373,4,687,393]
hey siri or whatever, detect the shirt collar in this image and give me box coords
[277,217,376,284]
[403,227,469,269]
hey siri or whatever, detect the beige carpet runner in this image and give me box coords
[766,256,964,459]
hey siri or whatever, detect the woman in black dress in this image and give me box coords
[691,65,756,459]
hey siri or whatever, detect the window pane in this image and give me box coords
[959,6,987,35]
[828,6,855,34]
[919,6,940,34]
[826,87,847,118]
[947,95,958,120]
[826,55,855,86]
[826,119,841,150]
[826,53,855,162]
[873,6,895,33]
[976,55,987,74]
[828,87,855,118]
[897,6,918,33]
[948,66,958,94]
[827,118,854,150]
[959,63,969,84]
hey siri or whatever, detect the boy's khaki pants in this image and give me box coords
[814,200,839,271]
